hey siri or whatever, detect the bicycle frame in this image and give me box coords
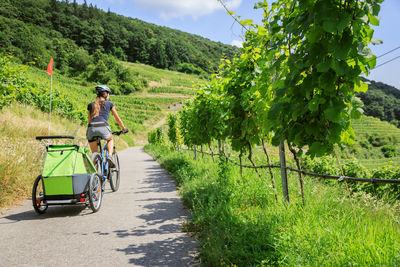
[92,130,127,182]
[95,139,110,180]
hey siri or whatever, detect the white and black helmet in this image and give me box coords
[95,85,111,95]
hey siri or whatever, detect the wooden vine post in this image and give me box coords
[279,141,289,202]
[289,144,305,205]
[262,139,278,202]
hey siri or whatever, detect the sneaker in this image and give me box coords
[107,156,115,168]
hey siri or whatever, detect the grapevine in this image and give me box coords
[177,0,383,158]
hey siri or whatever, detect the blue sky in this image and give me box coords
[77,0,400,88]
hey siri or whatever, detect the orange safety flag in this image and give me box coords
[46,58,53,76]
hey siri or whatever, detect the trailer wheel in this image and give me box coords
[32,175,48,214]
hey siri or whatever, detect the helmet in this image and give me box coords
[95,85,111,95]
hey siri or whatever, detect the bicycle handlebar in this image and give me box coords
[36,129,128,141]
[36,136,75,140]
[112,129,129,136]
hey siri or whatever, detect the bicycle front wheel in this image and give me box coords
[32,175,48,214]
[88,173,102,212]
[109,153,120,192]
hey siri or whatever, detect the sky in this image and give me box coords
[77,0,400,89]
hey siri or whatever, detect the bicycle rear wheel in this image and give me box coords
[109,153,120,192]
[32,175,48,214]
[88,173,102,212]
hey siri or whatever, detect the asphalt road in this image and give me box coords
[0,147,198,266]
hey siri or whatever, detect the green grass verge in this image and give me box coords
[144,144,400,266]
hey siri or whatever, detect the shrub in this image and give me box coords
[148,127,165,145]
[176,62,203,75]
[381,145,397,158]
[359,139,371,149]
[366,167,400,199]
[342,159,369,178]
[0,53,27,110]
[368,133,389,147]
[302,156,340,176]
[167,113,178,145]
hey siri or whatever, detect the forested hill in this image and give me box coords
[359,78,400,127]
[0,0,239,75]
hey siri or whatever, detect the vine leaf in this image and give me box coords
[322,19,337,33]
[354,81,368,93]
[324,105,343,123]
[316,61,331,72]
[308,97,326,112]
[309,142,324,156]
[331,60,347,75]
[336,14,352,32]
[368,14,380,26]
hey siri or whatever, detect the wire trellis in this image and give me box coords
[181,147,400,185]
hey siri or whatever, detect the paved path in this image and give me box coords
[0,147,198,266]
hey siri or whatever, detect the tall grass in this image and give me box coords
[0,104,80,208]
[145,144,400,266]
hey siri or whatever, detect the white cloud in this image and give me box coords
[231,40,243,48]
[134,0,242,19]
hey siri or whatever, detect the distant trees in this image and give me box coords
[82,52,148,94]
[176,63,203,75]
[358,79,400,127]
[0,0,239,77]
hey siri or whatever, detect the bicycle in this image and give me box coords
[90,130,128,192]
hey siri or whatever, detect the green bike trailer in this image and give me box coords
[32,136,103,214]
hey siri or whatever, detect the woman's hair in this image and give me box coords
[89,93,106,120]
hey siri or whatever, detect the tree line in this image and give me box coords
[0,0,239,79]
[358,78,400,127]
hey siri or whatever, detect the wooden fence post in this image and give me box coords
[194,145,197,160]
[280,141,289,202]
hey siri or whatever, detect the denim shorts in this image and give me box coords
[86,125,112,142]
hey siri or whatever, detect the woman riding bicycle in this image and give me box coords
[87,85,127,167]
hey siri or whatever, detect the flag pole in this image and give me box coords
[46,58,54,136]
[49,74,52,136]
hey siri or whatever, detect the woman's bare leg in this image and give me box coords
[107,136,114,157]
[89,141,98,153]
